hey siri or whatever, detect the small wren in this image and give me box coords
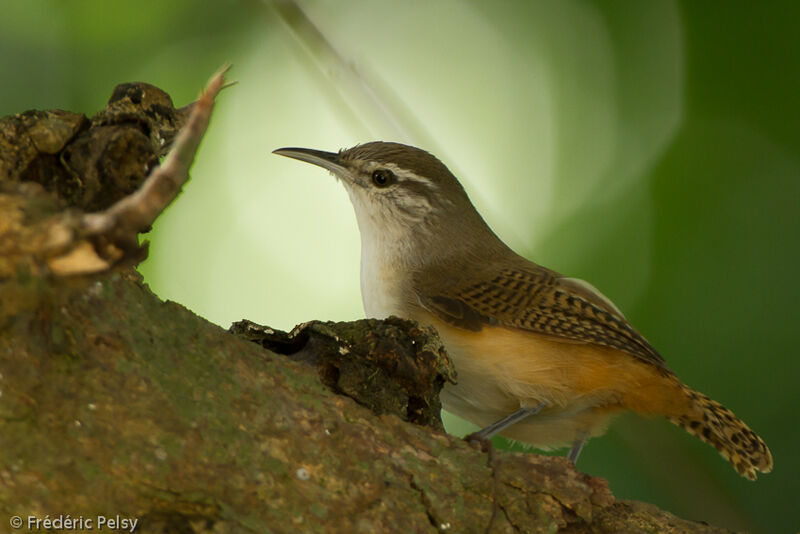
[273,141,773,480]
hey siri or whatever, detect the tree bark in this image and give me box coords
[0,74,733,534]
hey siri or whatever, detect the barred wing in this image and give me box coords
[416,266,666,369]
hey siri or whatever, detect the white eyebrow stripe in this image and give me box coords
[376,163,436,189]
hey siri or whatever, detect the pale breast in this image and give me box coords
[361,262,402,318]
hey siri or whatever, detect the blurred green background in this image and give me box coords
[2,1,797,532]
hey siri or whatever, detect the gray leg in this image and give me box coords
[474,403,546,440]
[567,437,586,464]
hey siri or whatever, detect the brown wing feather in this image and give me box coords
[416,265,666,369]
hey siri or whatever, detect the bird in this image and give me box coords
[273,141,773,480]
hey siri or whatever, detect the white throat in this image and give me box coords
[346,188,415,319]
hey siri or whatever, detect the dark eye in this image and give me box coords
[371,169,394,188]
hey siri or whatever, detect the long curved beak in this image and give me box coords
[272,147,348,176]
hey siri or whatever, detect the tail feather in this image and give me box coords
[668,384,773,480]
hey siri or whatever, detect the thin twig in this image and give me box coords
[82,64,231,237]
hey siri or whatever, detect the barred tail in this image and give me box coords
[668,384,773,480]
